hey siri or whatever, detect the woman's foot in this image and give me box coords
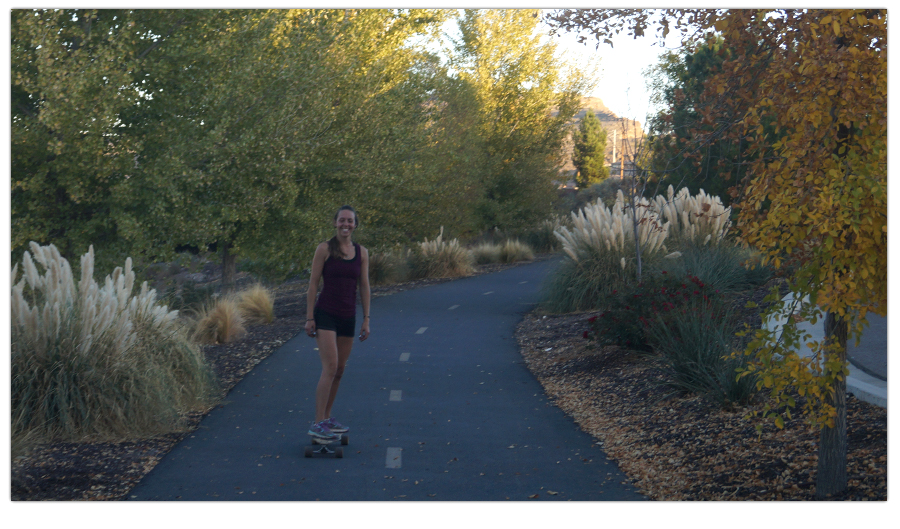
[308,420,339,440]
[322,417,349,433]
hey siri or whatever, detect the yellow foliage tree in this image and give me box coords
[547,8,887,498]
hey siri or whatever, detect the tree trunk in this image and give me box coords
[816,310,848,498]
[221,240,237,292]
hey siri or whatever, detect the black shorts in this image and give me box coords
[314,307,356,337]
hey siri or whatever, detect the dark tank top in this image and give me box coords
[315,242,361,319]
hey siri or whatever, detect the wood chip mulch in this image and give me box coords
[514,295,888,501]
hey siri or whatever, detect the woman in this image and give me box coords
[305,205,371,441]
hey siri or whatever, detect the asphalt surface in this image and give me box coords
[128,258,646,501]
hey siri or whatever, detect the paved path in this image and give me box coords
[128,259,645,501]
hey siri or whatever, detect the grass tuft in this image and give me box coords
[236,284,275,325]
[471,242,502,265]
[369,249,411,285]
[408,227,474,279]
[499,239,535,263]
[191,298,247,345]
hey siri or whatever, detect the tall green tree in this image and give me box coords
[572,110,609,186]
[449,9,590,232]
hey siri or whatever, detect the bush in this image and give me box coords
[10,243,217,444]
[643,292,759,407]
[408,227,474,279]
[515,217,566,253]
[652,241,774,295]
[471,242,502,265]
[368,249,411,285]
[584,271,708,351]
[190,297,247,345]
[236,284,275,325]
[499,239,535,263]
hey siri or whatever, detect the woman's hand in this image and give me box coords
[359,319,370,342]
[305,319,317,338]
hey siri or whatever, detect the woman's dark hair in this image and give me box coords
[327,205,359,260]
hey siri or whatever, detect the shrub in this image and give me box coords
[368,249,411,285]
[10,243,217,444]
[643,293,759,407]
[499,239,535,263]
[471,242,502,265]
[191,297,247,344]
[515,217,566,253]
[652,241,774,295]
[408,227,474,279]
[236,284,275,325]
[584,271,709,351]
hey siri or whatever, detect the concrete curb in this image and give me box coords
[762,294,886,408]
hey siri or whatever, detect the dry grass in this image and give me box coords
[369,249,411,285]
[471,242,503,265]
[499,239,535,263]
[409,227,474,279]
[236,284,275,325]
[191,298,247,345]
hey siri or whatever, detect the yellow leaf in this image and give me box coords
[820,15,832,25]
[833,20,841,36]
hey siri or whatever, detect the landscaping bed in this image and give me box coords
[514,287,887,501]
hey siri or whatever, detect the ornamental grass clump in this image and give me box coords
[471,242,503,265]
[10,243,217,446]
[408,227,474,279]
[190,297,246,345]
[369,249,411,285]
[499,239,535,263]
[236,284,275,325]
[654,186,731,248]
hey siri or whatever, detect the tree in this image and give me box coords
[643,37,745,205]
[572,110,609,187]
[449,9,590,232]
[546,8,887,498]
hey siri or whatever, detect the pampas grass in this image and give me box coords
[10,243,217,445]
[236,284,275,325]
[499,240,534,263]
[471,242,502,265]
[408,227,474,279]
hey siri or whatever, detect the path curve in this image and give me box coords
[128,259,645,501]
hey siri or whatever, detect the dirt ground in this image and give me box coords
[10,258,887,501]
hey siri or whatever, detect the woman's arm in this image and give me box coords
[359,246,371,341]
[305,243,328,337]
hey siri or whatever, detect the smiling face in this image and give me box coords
[334,209,357,238]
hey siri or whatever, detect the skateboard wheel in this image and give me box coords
[341,434,349,446]
[335,447,343,458]
[304,446,313,458]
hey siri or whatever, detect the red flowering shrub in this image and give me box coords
[584,273,719,351]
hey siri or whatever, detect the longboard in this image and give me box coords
[305,433,349,458]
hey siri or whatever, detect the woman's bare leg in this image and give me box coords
[314,330,339,423]
[324,336,355,419]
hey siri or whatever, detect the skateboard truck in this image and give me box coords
[305,433,349,458]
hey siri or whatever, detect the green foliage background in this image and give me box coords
[11,8,590,280]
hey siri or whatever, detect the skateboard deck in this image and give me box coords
[305,433,349,458]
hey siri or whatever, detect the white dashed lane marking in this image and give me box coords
[386,447,402,469]
[416,327,428,334]
[483,291,494,295]
[519,281,528,284]
[448,305,459,310]
[390,390,402,401]
[399,353,410,362]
